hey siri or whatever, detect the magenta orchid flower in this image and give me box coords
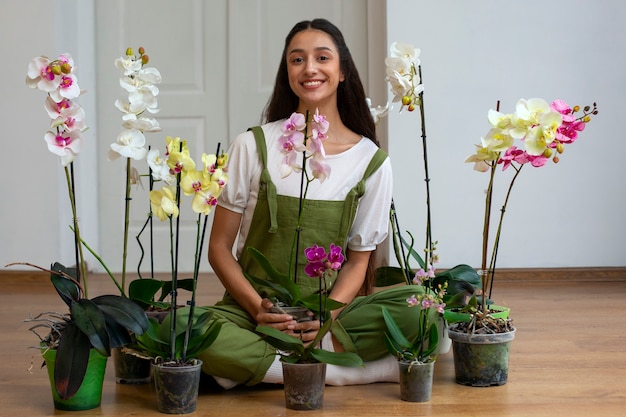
[303,243,344,279]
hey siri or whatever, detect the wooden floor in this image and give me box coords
[2,270,625,417]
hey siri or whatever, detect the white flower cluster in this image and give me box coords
[385,42,423,112]
[26,53,86,166]
[109,47,162,161]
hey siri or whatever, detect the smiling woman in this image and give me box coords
[192,18,428,391]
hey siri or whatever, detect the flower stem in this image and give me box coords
[487,164,523,299]
[292,110,311,285]
[121,157,132,295]
[416,65,433,273]
[65,164,88,297]
[481,161,497,312]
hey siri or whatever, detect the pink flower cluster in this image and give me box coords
[278,108,330,181]
[499,100,589,170]
[26,53,85,166]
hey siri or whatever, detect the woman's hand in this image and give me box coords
[256,298,321,345]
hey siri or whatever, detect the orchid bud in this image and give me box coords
[573,105,580,113]
[402,96,412,106]
[407,104,416,112]
[556,143,565,154]
[142,54,150,65]
[583,115,591,123]
[60,63,72,74]
[553,156,560,164]
[138,46,145,55]
[51,64,62,75]
[126,47,133,56]
[543,148,553,158]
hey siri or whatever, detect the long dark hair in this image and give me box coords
[263,18,378,145]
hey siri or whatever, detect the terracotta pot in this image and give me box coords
[282,361,326,410]
[398,360,435,402]
[448,326,516,387]
[152,359,203,414]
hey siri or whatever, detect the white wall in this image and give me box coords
[2,0,624,272]
[386,0,625,268]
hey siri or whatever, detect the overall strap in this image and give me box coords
[337,148,389,249]
[248,126,278,233]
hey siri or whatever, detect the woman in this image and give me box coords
[199,18,423,388]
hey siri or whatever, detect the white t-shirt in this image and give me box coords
[219,120,393,257]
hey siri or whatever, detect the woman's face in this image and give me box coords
[285,29,344,110]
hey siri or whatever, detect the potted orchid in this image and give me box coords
[128,135,227,414]
[245,110,363,410]
[375,42,481,315]
[256,242,363,410]
[449,97,598,387]
[12,53,149,411]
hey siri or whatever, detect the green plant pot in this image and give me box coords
[282,361,326,410]
[398,360,435,402]
[42,347,107,411]
[152,359,203,414]
[112,347,151,384]
[443,305,510,324]
[448,326,516,387]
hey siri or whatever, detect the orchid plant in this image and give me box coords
[382,280,447,364]
[21,53,89,292]
[246,110,362,367]
[374,42,480,308]
[256,243,362,366]
[464,98,598,325]
[245,109,342,315]
[104,47,162,296]
[16,53,149,402]
[132,136,228,363]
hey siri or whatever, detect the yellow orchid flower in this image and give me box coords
[149,186,179,221]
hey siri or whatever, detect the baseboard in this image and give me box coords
[2,267,625,283]
[490,267,626,282]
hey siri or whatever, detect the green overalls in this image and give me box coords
[196,127,425,385]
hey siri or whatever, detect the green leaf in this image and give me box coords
[400,232,425,270]
[185,319,222,358]
[50,264,81,307]
[54,322,91,400]
[159,278,194,302]
[256,325,305,354]
[128,279,163,308]
[310,349,363,367]
[245,273,294,305]
[382,306,411,348]
[247,247,300,303]
[420,323,440,359]
[91,295,149,335]
[70,299,110,356]
[299,294,345,315]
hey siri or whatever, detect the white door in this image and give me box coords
[95,0,384,274]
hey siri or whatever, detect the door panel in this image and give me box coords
[96,0,378,273]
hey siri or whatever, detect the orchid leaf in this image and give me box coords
[128,278,163,308]
[246,247,300,303]
[70,299,110,356]
[310,349,363,367]
[50,264,81,307]
[54,322,91,400]
[382,306,411,348]
[91,294,149,335]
